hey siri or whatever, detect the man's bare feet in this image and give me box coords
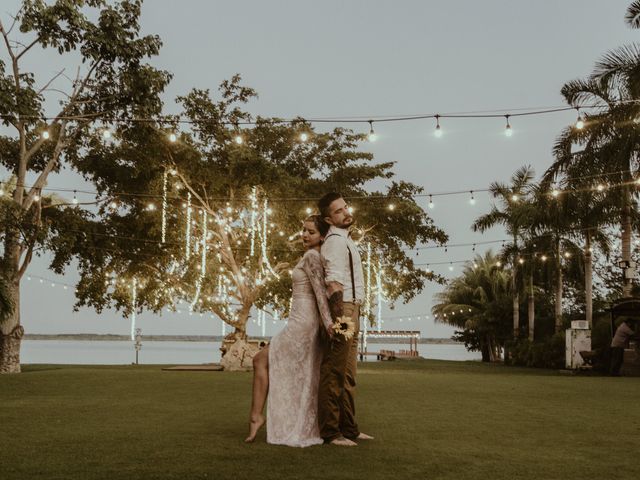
[244,414,265,443]
[356,432,374,440]
[329,436,357,447]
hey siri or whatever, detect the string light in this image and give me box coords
[376,259,383,333]
[299,132,309,142]
[469,191,475,205]
[305,207,312,215]
[551,188,560,197]
[596,184,605,192]
[388,203,395,211]
[250,187,258,256]
[146,202,156,211]
[72,190,78,204]
[41,131,50,140]
[428,195,434,209]
[434,114,443,138]
[168,132,177,143]
[185,192,192,260]
[102,129,112,139]
[504,115,513,137]
[574,108,585,129]
[511,194,519,202]
[367,120,377,142]
[234,134,243,145]
[161,169,168,243]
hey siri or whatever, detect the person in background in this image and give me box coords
[609,318,638,376]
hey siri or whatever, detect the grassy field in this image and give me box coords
[1,360,639,480]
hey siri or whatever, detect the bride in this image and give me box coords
[245,215,333,447]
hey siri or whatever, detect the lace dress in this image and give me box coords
[267,249,333,447]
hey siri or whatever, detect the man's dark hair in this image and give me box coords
[318,192,343,219]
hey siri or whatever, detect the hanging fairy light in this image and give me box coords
[191,210,208,311]
[161,169,168,243]
[367,120,377,142]
[185,192,192,260]
[102,128,112,139]
[434,114,443,138]
[168,132,177,143]
[72,190,78,205]
[41,130,50,140]
[130,278,137,341]
[469,191,475,205]
[428,195,434,209]
[250,187,258,256]
[376,259,383,333]
[261,198,278,277]
[511,194,519,202]
[234,133,243,145]
[551,187,560,198]
[504,115,513,137]
[388,203,395,211]
[299,132,309,142]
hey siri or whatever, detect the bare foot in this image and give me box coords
[356,432,374,440]
[244,415,265,443]
[329,437,357,447]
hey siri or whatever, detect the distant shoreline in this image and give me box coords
[24,334,461,345]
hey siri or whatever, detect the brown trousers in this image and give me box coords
[318,302,360,442]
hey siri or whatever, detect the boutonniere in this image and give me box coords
[332,316,356,340]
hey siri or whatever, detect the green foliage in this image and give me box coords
[510,333,565,369]
[433,251,511,361]
[56,75,447,331]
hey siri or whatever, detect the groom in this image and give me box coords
[317,192,374,447]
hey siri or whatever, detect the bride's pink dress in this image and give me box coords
[267,249,332,447]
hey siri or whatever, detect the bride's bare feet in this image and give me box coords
[244,415,265,443]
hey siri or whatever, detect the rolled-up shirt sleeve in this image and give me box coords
[321,235,347,287]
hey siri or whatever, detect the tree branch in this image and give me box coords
[36,69,66,95]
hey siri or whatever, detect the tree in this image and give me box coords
[0,0,171,373]
[58,76,448,369]
[472,166,535,341]
[432,251,512,362]
[550,46,640,299]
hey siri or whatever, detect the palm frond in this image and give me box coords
[626,1,640,28]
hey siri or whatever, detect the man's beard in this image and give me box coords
[338,216,354,228]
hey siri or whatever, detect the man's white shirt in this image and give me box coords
[320,225,365,302]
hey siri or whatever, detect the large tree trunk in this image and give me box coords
[0,233,23,374]
[584,232,593,328]
[555,238,563,333]
[219,302,256,371]
[0,280,22,373]
[528,269,535,341]
[621,189,633,298]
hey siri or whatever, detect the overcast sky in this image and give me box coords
[3,0,638,338]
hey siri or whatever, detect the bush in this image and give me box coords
[510,332,565,369]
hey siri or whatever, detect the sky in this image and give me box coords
[2,0,639,338]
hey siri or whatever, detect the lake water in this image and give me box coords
[21,340,481,365]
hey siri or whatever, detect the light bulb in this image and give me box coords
[42,131,50,140]
[33,194,40,201]
[434,115,443,138]
[306,207,312,214]
[388,204,395,211]
[496,261,502,267]
[551,189,559,197]
[235,135,243,145]
[428,195,434,209]
[110,201,118,209]
[504,115,512,137]
[367,120,376,142]
[147,203,156,211]
[511,194,519,202]
[168,133,177,143]
[518,258,524,264]
[596,184,605,192]
[72,191,78,204]
[469,191,475,205]
[103,129,112,139]
[575,117,585,129]
[300,132,308,142]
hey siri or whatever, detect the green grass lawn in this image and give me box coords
[1,359,639,480]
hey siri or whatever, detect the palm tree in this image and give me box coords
[550,45,640,298]
[432,251,511,362]
[472,166,534,340]
[625,1,640,29]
